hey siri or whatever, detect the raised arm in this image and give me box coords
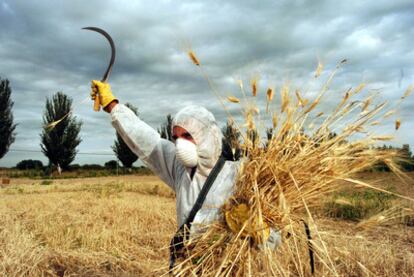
[91,80,181,190]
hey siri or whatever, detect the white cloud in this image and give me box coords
[345,29,382,49]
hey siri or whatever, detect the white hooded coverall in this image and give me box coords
[111,104,281,247]
[111,104,239,229]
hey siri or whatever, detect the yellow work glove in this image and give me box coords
[90,80,118,111]
[225,203,270,245]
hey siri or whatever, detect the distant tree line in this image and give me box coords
[372,144,414,172]
[14,159,117,170]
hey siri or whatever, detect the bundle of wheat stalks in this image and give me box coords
[170,54,413,276]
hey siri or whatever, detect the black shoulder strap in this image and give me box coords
[183,155,226,227]
[169,156,226,270]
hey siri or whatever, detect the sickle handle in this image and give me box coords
[94,94,101,111]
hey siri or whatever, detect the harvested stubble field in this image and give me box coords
[1,174,413,276]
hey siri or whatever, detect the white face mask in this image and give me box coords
[176,138,198,168]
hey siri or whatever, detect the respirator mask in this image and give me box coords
[175,138,198,168]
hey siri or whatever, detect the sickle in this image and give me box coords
[82,27,116,82]
[83,27,116,111]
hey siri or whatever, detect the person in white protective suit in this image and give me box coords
[90,80,281,252]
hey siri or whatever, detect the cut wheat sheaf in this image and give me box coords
[166,51,414,277]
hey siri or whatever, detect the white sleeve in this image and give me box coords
[110,104,181,190]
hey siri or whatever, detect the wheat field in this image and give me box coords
[0,174,413,276]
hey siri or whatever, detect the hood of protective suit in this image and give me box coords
[172,105,222,177]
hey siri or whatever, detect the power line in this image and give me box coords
[9,149,115,156]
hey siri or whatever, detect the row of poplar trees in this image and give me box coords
[1,76,242,171]
[0,76,140,170]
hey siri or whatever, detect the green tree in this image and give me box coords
[266,128,273,142]
[112,103,138,168]
[247,129,259,146]
[158,114,173,142]
[40,92,82,170]
[264,127,274,150]
[222,120,241,160]
[105,160,118,169]
[16,159,44,170]
[399,144,413,171]
[0,77,17,159]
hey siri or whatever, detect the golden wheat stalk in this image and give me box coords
[266,87,274,113]
[174,57,413,276]
[227,96,240,103]
[45,112,71,130]
[251,78,258,97]
[188,51,200,66]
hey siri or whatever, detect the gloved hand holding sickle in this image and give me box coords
[45,27,116,130]
[83,27,118,112]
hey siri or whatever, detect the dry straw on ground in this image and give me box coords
[1,176,413,276]
[171,52,414,276]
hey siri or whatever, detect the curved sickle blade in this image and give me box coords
[82,27,116,82]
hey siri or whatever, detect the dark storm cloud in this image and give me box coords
[0,0,413,166]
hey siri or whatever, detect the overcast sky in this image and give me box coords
[0,0,413,167]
